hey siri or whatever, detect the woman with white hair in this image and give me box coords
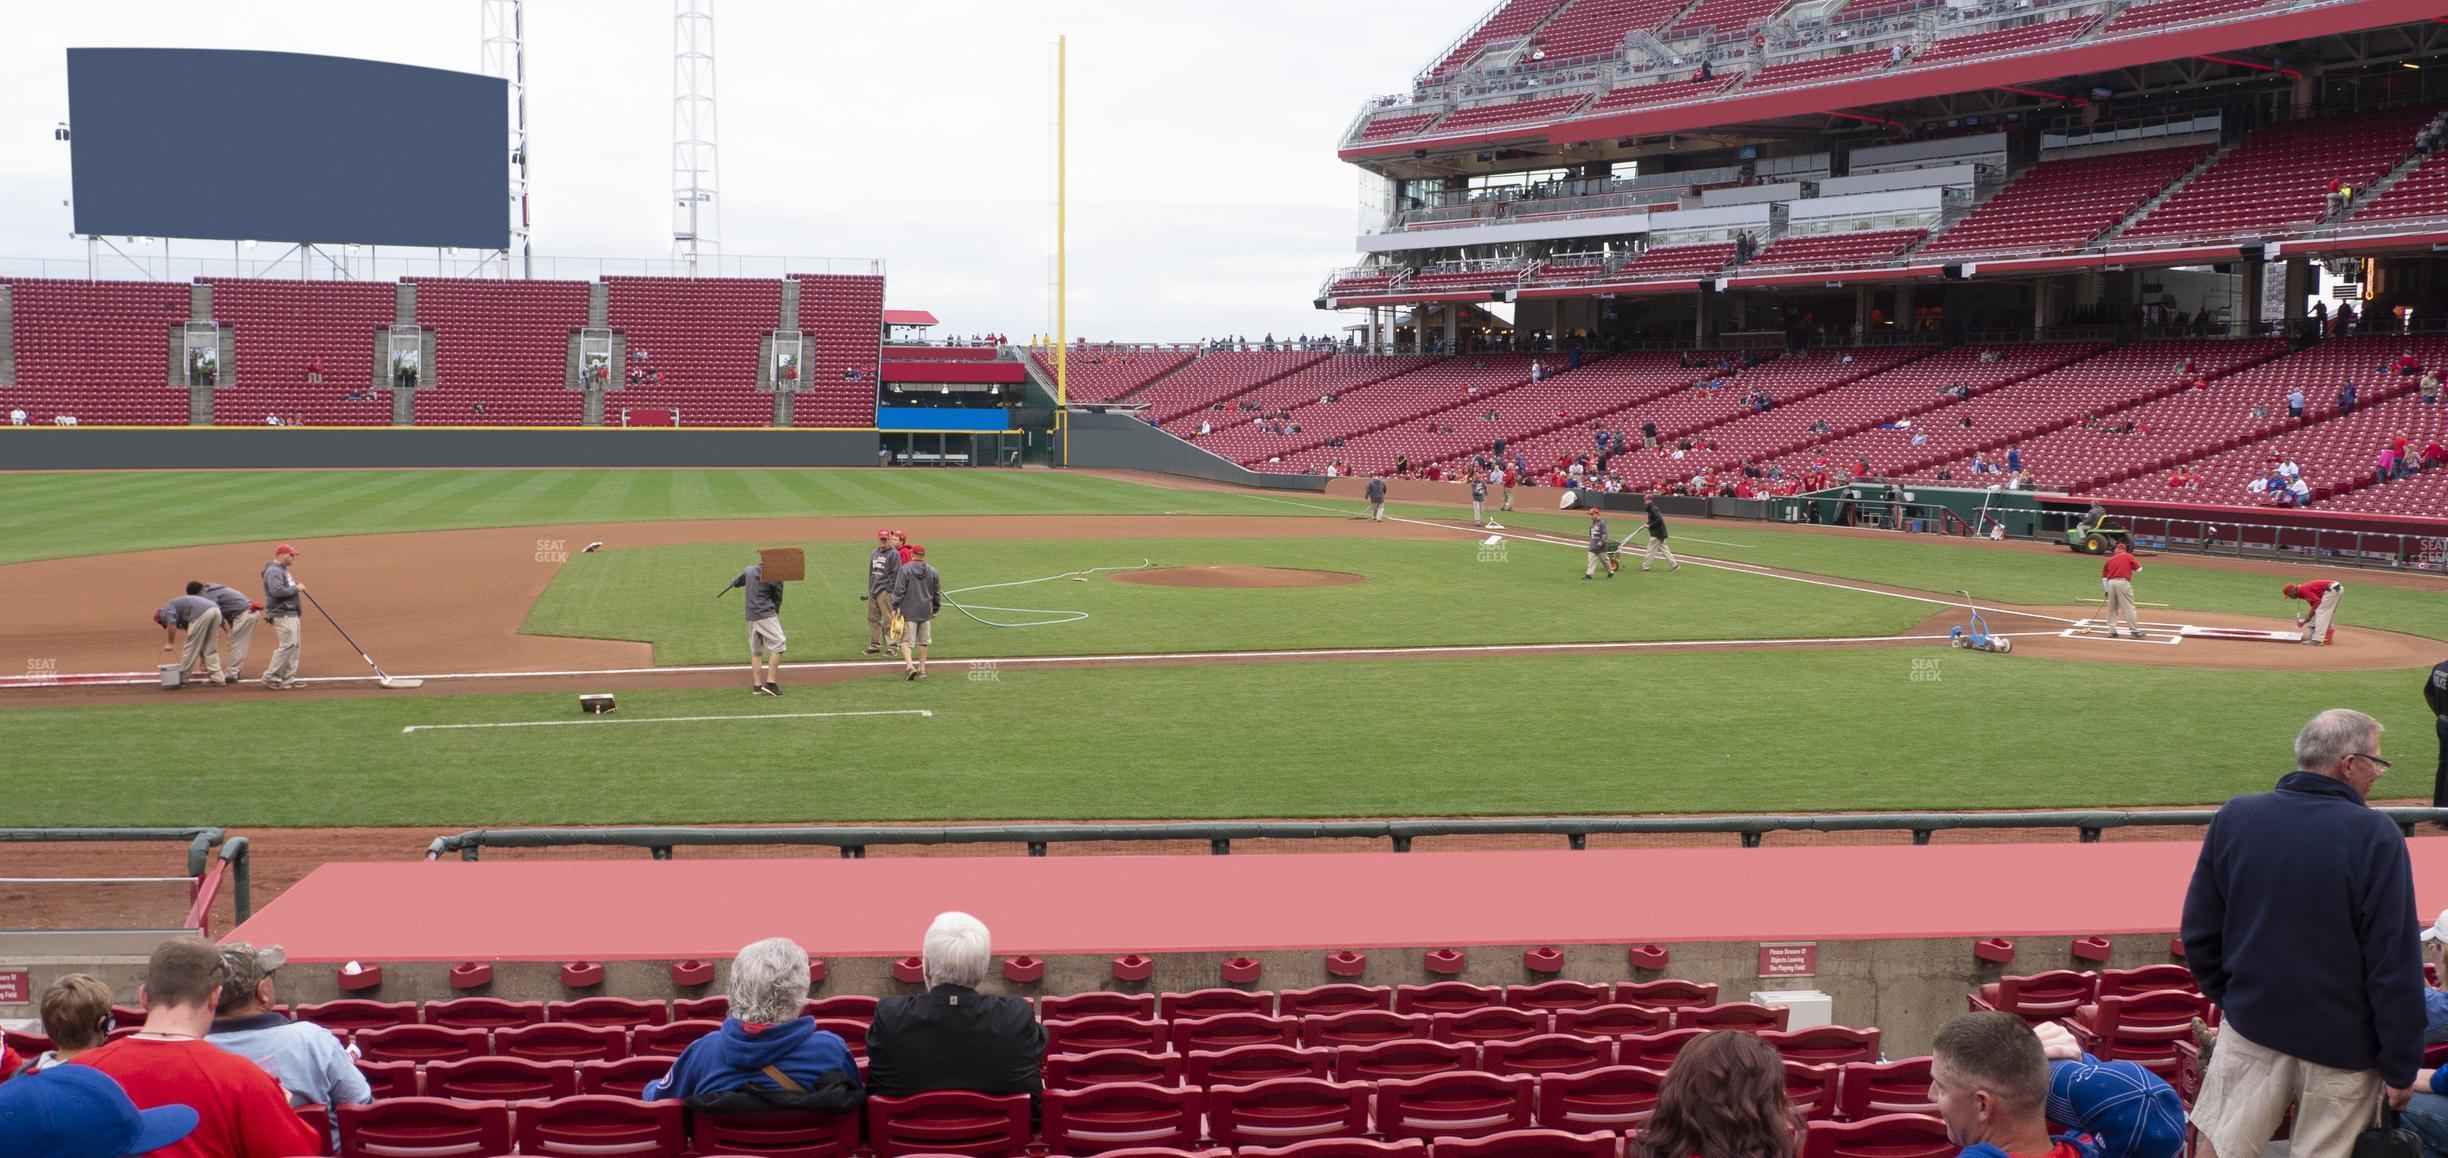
[644,937,862,1111]
[865,912,1047,1100]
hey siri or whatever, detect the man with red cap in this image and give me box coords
[865,529,902,656]
[2284,579,2344,646]
[892,544,942,681]
[258,545,303,689]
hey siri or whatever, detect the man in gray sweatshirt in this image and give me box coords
[207,942,368,1151]
[893,544,943,681]
[729,560,787,696]
[155,592,227,685]
[188,581,260,683]
[866,529,902,656]
[1365,476,1388,522]
[261,544,304,689]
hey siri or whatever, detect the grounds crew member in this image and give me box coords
[260,545,304,689]
[2429,657,2448,813]
[1469,473,1489,527]
[1585,507,1617,579]
[155,591,227,686]
[189,580,260,682]
[1499,466,1516,512]
[2284,579,2343,647]
[728,557,787,696]
[2100,540,2143,639]
[893,544,943,680]
[1640,497,1680,572]
[866,528,901,655]
[1364,475,1387,522]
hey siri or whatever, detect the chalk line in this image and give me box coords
[402,709,934,734]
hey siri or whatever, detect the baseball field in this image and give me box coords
[2,467,2443,848]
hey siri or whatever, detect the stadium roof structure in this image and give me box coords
[882,309,940,327]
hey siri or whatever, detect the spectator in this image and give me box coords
[15,973,115,1075]
[304,360,322,385]
[866,912,1045,1101]
[205,942,367,1148]
[1630,1031,1799,1158]
[645,937,860,1111]
[2287,387,2306,419]
[9,407,25,426]
[1930,1011,2185,1158]
[2182,708,2423,1158]
[0,1063,200,1158]
[72,936,323,1157]
[2340,379,2359,415]
[2424,370,2442,404]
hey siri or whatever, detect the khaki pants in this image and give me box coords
[1587,548,1607,577]
[1472,499,1485,524]
[1642,537,1678,570]
[2103,578,2141,636]
[222,610,258,677]
[263,616,301,686]
[1369,500,1384,522]
[2305,585,2341,645]
[2191,1023,2379,1158]
[1500,487,1513,511]
[867,591,898,648]
[180,607,225,682]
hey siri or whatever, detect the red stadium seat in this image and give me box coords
[1615,980,1718,1008]
[1969,971,2098,1022]
[1802,1113,1954,1158]
[1675,1002,1791,1033]
[1431,1008,1551,1045]
[865,1090,1033,1157]
[674,996,729,1021]
[356,1059,419,1100]
[1045,1048,1186,1090]
[1162,987,1275,1020]
[1618,1028,1709,1070]
[1504,982,1611,1012]
[1278,985,1394,1017]
[509,1095,682,1156]
[1763,1026,1883,1066]
[296,1000,418,1033]
[1042,1082,1208,1154]
[1170,1013,1301,1053]
[1334,1039,1481,1082]
[423,998,545,1030]
[354,1025,489,1065]
[2096,966,2199,999]
[2068,990,2212,1079]
[421,1057,578,1101]
[1186,1044,1334,1087]
[1480,1034,1616,1076]
[1534,1064,1669,1132]
[1205,1077,1374,1149]
[1838,1057,1937,1121]
[806,994,882,1023]
[629,1019,720,1058]
[547,998,669,1027]
[1395,983,1504,1015]
[1041,993,1159,1020]
[688,1107,861,1157]
[1375,1072,1537,1141]
[1553,1004,1675,1038]
[1428,1128,1620,1157]
[576,1057,672,1099]
[337,1097,510,1158]
[1299,1010,1428,1048]
[1786,1061,1844,1121]
[495,1022,629,1063]
[1046,1015,1169,1055]
[1239,1141,1427,1158]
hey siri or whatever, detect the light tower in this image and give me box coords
[480,0,531,277]
[672,0,720,275]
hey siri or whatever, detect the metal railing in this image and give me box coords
[424,809,2448,860]
[0,827,253,926]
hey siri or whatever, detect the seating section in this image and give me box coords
[2091,363,2440,506]
[411,279,591,426]
[1031,347,1200,404]
[1432,93,1597,135]
[1132,350,1333,426]
[1535,0,1691,59]
[1923,146,2210,257]
[1174,356,1444,461]
[1668,0,1796,39]
[2122,105,2438,242]
[1909,17,2086,67]
[1743,230,1926,272]
[1330,272,1402,298]
[1427,0,1573,79]
[0,279,192,425]
[1586,74,1738,114]
[1406,267,1532,294]
[1236,355,1542,472]
[1614,243,1738,281]
[2101,0,2275,35]
[1360,112,1444,142]
[201,280,398,426]
[789,274,888,427]
[1742,49,1893,92]
[2355,152,2448,223]
[600,277,784,427]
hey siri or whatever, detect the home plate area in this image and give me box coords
[2056,619,2303,646]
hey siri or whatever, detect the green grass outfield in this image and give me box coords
[0,653,2431,828]
[523,537,1927,663]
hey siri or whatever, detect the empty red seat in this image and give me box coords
[1376,1072,1537,1141]
[548,998,669,1027]
[1432,1009,1550,1045]
[629,1019,720,1058]
[1504,982,1610,1012]
[1046,1015,1168,1055]
[1970,971,2098,1022]
[424,998,545,1030]
[1335,1039,1481,1082]
[1480,1034,1616,1076]
[674,996,729,1021]
[355,1025,489,1065]
[2068,990,2212,1078]
[1278,985,1393,1017]
[1838,1057,1936,1120]
[1428,1128,1620,1157]
[1619,1028,1709,1069]
[576,1057,671,1099]
[1187,1044,1334,1087]
[422,1056,578,1101]
[1207,1077,1375,1149]
[1535,1064,1668,1133]
[1802,1113,1954,1158]
[356,1060,418,1100]
[1763,1026,1883,1066]
[296,1000,418,1033]
[1042,1082,1208,1154]
[496,1022,629,1064]
[1787,1061,1844,1121]
[2097,965,2198,999]
[1676,1002,1792,1033]
[1171,1013,1300,1053]
[1240,1140,1427,1157]
[1045,1048,1186,1090]
[1163,987,1275,1020]
[1554,1004,1675,1038]
[1042,992,1159,1020]
[1396,983,1504,1016]
[1616,980,1718,1008]
[688,1107,861,1157]
[1300,1010,1429,1048]
[865,1090,1033,1157]
[510,1095,682,1156]
[337,1097,510,1158]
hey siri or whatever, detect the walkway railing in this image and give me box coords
[424,809,2448,861]
[0,827,254,928]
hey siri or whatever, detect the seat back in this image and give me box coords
[1375,1071,1536,1141]
[1503,982,1610,1012]
[1675,1002,1791,1033]
[1534,1064,1668,1133]
[1046,1014,1168,1055]
[1427,1128,1620,1157]
[575,1057,672,1099]
[1553,1004,1673,1038]
[687,1106,861,1157]
[1615,980,1718,1008]
[1206,1077,1374,1149]
[1431,1008,1550,1044]
[1045,1047,1186,1090]
[509,1095,683,1156]
[1837,1057,1936,1120]
[1395,983,1504,1015]
[422,1057,579,1101]
[2097,965,2199,999]
[1989,970,2097,1019]
[1333,1038,1479,1082]
[1238,1140,1428,1157]
[495,1022,630,1063]
[356,1059,420,1100]
[1801,1113,1954,1158]
[629,1019,720,1059]
[297,1000,419,1032]
[422,998,545,1030]
[805,994,881,1023]
[1170,1013,1300,1053]
[1299,1010,1427,1048]
[354,1025,490,1065]
[337,1097,512,1158]
[1187,1044,1334,1087]
[865,1089,1034,1157]
[547,998,670,1027]
[1040,992,1158,1020]
[1785,1061,1842,1121]
[1480,1034,1615,1076]
[1617,1028,1708,1070]
[1042,1082,1208,1153]
[1762,1026,1882,1066]
[1163,988,1274,1020]
[1277,985,1394,1017]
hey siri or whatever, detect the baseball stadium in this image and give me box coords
[3,2,2448,1155]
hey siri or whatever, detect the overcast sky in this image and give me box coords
[1,1,1475,340]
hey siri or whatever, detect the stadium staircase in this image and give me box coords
[2093,140,2238,245]
[0,283,14,389]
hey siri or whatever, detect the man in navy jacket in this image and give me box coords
[2182,707,2422,1158]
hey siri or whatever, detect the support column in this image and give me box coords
[2285,256,2311,330]
[1442,306,1458,354]
[1696,289,1717,346]
[2240,260,2267,333]
[2032,280,2052,340]
[1853,286,1871,340]
[1895,284,1916,337]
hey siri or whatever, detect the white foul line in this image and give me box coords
[402,709,934,734]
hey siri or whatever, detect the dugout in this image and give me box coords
[1772,483,2050,537]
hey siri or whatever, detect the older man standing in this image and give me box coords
[1365,475,1387,522]
[866,912,1044,1101]
[893,544,942,681]
[2182,708,2423,1158]
[2101,541,2143,640]
[260,544,303,690]
[865,529,901,657]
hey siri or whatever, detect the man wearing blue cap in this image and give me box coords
[0,1063,198,1158]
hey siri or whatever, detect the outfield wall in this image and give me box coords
[1065,412,1329,491]
[0,428,883,470]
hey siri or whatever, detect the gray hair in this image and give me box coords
[727,937,811,1026]
[2296,709,2383,774]
[922,911,991,989]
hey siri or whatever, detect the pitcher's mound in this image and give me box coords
[1112,565,1365,589]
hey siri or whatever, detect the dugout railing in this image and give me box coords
[424,809,2448,861]
[0,826,254,931]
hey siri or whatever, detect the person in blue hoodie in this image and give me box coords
[1932,1012,2186,1158]
[644,937,862,1112]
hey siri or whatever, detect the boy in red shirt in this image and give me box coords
[2284,580,2343,646]
[74,937,323,1157]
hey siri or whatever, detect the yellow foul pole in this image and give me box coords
[1055,34,1069,465]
